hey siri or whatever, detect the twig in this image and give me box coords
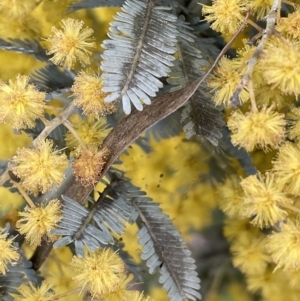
[11,181,36,208]
[0,103,76,186]
[231,0,282,106]
[51,287,82,301]
[63,120,87,149]
[28,10,250,271]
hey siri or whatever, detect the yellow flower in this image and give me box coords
[65,115,109,149]
[46,18,95,68]
[266,220,300,271]
[72,146,108,187]
[0,75,45,129]
[250,0,273,19]
[217,175,244,218]
[255,84,288,108]
[0,229,19,274]
[231,235,271,275]
[0,0,37,18]
[288,107,300,141]
[72,249,125,297]
[246,267,287,297]
[272,142,300,196]
[223,218,261,242]
[72,71,116,116]
[240,173,292,228]
[14,281,54,301]
[201,0,249,35]
[227,105,286,152]
[16,199,62,246]
[261,38,300,96]
[277,9,300,40]
[208,56,249,106]
[11,139,68,195]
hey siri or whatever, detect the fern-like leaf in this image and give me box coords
[0,38,48,61]
[132,196,201,301]
[100,0,178,114]
[30,64,74,92]
[68,0,124,12]
[52,180,138,257]
[169,18,224,146]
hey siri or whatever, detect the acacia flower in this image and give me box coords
[16,199,62,246]
[0,74,45,129]
[277,9,300,40]
[231,235,271,275]
[227,105,286,152]
[0,0,37,18]
[0,229,19,274]
[288,107,300,141]
[65,115,109,149]
[217,175,244,218]
[240,173,292,228]
[261,38,300,97]
[11,139,68,195]
[46,18,95,68]
[272,142,300,196]
[14,281,54,301]
[201,0,249,35]
[208,56,249,106]
[266,220,300,271]
[72,249,125,297]
[72,71,116,116]
[250,0,273,20]
[72,146,108,187]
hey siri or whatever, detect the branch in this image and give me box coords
[231,0,281,105]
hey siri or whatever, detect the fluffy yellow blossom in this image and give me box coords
[288,107,300,141]
[208,56,249,106]
[272,142,300,196]
[0,0,37,18]
[72,146,108,187]
[223,218,261,242]
[261,38,300,96]
[201,0,249,35]
[227,105,286,152]
[250,0,273,19]
[0,229,19,274]
[246,267,287,297]
[11,139,68,195]
[46,18,95,68]
[240,173,292,228]
[65,115,109,149]
[72,249,125,297]
[266,220,300,271]
[0,75,45,129]
[217,175,244,218]
[99,274,133,301]
[72,71,116,116]
[16,199,62,246]
[277,9,300,40]
[14,281,54,301]
[124,291,151,301]
[231,235,271,275]
[255,84,288,108]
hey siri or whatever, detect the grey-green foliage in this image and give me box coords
[100,0,178,114]
[100,0,224,146]
[53,170,201,300]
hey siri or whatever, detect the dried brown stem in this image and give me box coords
[231,0,282,106]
